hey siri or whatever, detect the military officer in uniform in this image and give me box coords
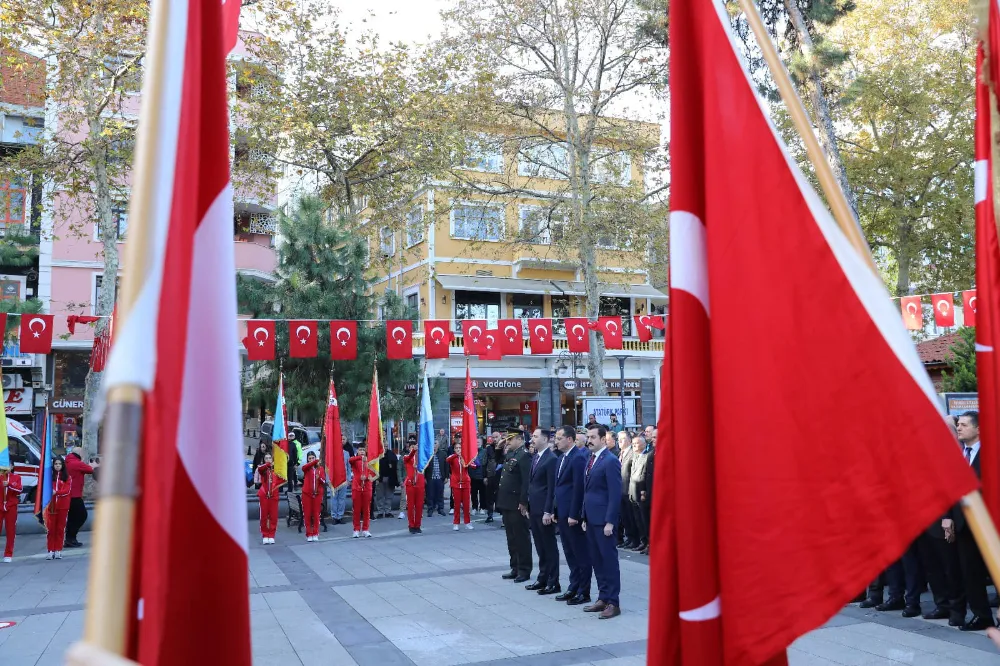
[497,427,533,583]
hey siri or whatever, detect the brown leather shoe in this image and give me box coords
[583,600,607,613]
[599,604,621,619]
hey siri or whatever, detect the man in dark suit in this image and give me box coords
[582,424,622,619]
[424,440,450,517]
[526,428,560,594]
[497,427,533,583]
[553,425,591,605]
[948,411,993,631]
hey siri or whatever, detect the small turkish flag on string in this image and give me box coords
[565,317,590,353]
[329,320,358,361]
[634,315,654,342]
[528,318,553,354]
[423,320,452,359]
[930,294,955,327]
[19,314,54,354]
[965,289,978,326]
[649,314,667,330]
[461,320,488,356]
[900,296,923,330]
[498,319,524,356]
[244,320,275,361]
[598,316,624,349]
[386,320,413,360]
[479,330,502,361]
[289,320,318,358]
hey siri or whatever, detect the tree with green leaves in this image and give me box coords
[238,195,418,428]
[941,326,977,393]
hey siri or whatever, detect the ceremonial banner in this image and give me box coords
[0,379,8,468]
[244,320,275,361]
[367,367,384,474]
[19,314,54,354]
[35,413,52,517]
[528,318,553,355]
[417,374,434,472]
[329,321,358,361]
[271,375,289,480]
[461,365,479,464]
[324,378,347,489]
[651,2,977,665]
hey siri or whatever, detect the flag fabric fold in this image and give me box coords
[461,365,479,465]
[324,378,347,489]
[417,374,434,472]
[272,374,289,480]
[367,367,385,474]
[652,2,978,665]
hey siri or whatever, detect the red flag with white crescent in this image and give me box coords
[900,296,922,330]
[19,314,53,354]
[598,316,623,349]
[289,320,318,358]
[634,315,654,342]
[386,320,413,360]
[423,320,452,359]
[243,319,275,361]
[653,1,976,665]
[528,318,553,354]
[498,319,524,356]
[329,320,358,361]
[324,379,347,489]
[564,317,590,353]
[479,329,502,361]
[462,365,479,464]
[930,294,955,328]
[964,289,978,326]
[462,319,488,356]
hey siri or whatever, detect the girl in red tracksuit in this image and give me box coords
[403,442,425,534]
[301,451,327,542]
[447,443,476,531]
[256,454,285,545]
[0,467,22,562]
[349,447,375,538]
[44,456,72,560]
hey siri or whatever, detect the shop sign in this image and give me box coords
[450,378,541,393]
[943,392,977,416]
[51,398,85,412]
[565,378,641,392]
[3,387,33,415]
[583,397,637,425]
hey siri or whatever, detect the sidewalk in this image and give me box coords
[1,512,1000,665]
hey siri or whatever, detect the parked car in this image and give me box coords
[259,420,320,480]
[6,419,42,504]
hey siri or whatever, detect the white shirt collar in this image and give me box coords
[965,440,981,463]
[591,446,607,461]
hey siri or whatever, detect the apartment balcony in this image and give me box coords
[234,212,276,275]
[410,332,664,358]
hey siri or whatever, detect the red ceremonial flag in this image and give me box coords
[461,319,488,355]
[654,2,977,665]
[386,320,413,360]
[479,329,502,361]
[66,314,100,335]
[930,294,955,328]
[498,319,524,356]
[900,296,922,330]
[964,289,978,326]
[367,367,385,466]
[222,0,242,53]
[564,317,590,353]
[324,378,347,489]
[423,320,452,359]
[598,316,623,349]
[101,0,252,659]
[461,365,479,464]
[650,314,667,330]
[634,315,654,342]
[289,320,318,358]
[243,320,275,361]
[329,320,358,361]
[528,318,553,354]
[19,314,53,354]
[976,44,1000,522]
[90,309,117,372]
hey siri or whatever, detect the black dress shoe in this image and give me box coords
[875,598,905,612]
[513,575,530,583]
[961,615,995,631]
[555,591,577,602]
[858,598,879,609]
[922,607,949,620]
[566,595,591,606]
[950,614,966,627]
[525,581,546,591]
[901,606,922,618]
[484,517,494,523]
[502,571,518,580]
[538,585,561,596]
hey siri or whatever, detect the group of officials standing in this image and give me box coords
[495,422,651,620]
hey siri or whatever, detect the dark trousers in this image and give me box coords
[470,478,485,511]
[586,522,621,606]
[619,495,635,545]
[66,497,88,542]
[502,509,532,578]
[558,514,591,596]
[899,540,926,608]
[957,527,992,620]
[917,533,964,617]
[641,499,652,542]
[629,496,647,544]
[427,478,444,514]
[481,479,496,516]
[529,512,559,586]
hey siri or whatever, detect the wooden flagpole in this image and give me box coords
[738,0,1000,586]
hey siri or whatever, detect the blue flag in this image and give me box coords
[40,413,53,510]
[417,374,434,472]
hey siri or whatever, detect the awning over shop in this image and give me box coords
[435,274,667,300]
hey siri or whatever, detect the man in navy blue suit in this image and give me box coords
[526,428,560,594]
[582,424,622,619]
[553,424,591,605]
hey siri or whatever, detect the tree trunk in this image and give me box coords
[783,0,860,223]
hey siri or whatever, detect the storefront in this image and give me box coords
[50,350,89,452]
[560,378,644,427]
[449,377,541,436]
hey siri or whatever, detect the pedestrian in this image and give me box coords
[403,440,425,534]
[585,414,600,429]
[608,413,624,436]
[376,446,398,519]
[399,435,416,521]
[526,428,560,595]
[64,447,98,548]
[44,456,72,560]
[447,441,475,531]
[0,464,22,562]
[497,427,533,582]
[469,441,486,516]
[252,442,270,488]
[553,425,592,605]
[582,424,623,619]
[627,436,649,553]
[301,451,327,542]
[424,439,449,517]
[256,453,284,545]
[480,441,498,523]
[613,430,628,459]
[639,434,655,556]
[617,437,636,549]
[330,439,352,525]
[349,445,375,538]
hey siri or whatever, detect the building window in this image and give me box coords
[454,290,501,331]
[0,179,27,229]
[405,291,419,321]
[518,206,565,245]
[551,295,572,335]
[600,296,632,336]
[406,207,424,247]
[512,293,543,334]
[459,137,502,173]
[451,203,505,242]
[379,226,395,257]
[591,150,632,185]
[518,142,569,180]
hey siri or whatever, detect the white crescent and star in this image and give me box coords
[329,397,338,407]
[391,326,407,344]
[905,302,918,317]
[295,324,312,343]
[336,326,352,346]
[533,324,547,341]
[430,326,445,345]
[253,326,269,347]
[485,333,496,350]
[28,317,46,338]
[468,325,482,343]
[970,296,978,313]
[571,323,585,341]
[638,315,651,330]
[936,300,950,314]
[605,320,619,333]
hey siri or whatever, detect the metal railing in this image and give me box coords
[410,333,664,355]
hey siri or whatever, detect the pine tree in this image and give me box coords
[238,195,418,427]
[941,326,977,393]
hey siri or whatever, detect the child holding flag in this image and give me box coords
[301,451,327,542]
[403,440,425,534]
[0,465,21,562]
[256,454,284,544]
[447,441,476,531]
[44,456,71,560]
[349,445,375,538]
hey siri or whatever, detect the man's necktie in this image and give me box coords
[966,446,973,463]
[557,455,566,479]
[587,454,596,474]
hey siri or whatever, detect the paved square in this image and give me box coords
[3,511,1000,665]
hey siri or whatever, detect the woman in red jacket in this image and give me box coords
[256,453,285,545]
[447,442,476,531]
[0,466,22,562]
[349,446,375,538]
[402,441,425,534]
[301,451,327,542]
[44,456,72,560]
